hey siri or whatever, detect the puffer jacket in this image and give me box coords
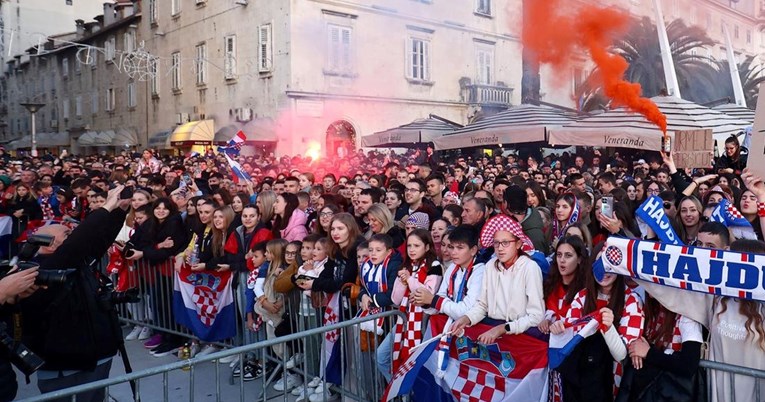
[281,209,308,242]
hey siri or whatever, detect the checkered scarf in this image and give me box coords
[645,310,683,353]
[39,195,56,220]
[552,193,580,241]
[479,214,535,252]
[567,286,644,396]
[392,260,429,372]
[436,259,475,378]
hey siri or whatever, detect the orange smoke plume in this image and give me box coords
[523,0,667,133]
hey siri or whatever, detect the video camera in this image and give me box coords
[0,322,44,376]
[0,234,76,287]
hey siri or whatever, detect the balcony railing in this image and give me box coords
[466,84,513,106]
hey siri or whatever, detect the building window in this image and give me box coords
[74,55,81,74]
[706,13,712,30]
[66,0,72,5]
[124,30,136,53]
[195,43,207,85]
[75,96,82,117]
[734,25,740,39]
[62,99,70,120]
[171,52,182,90]
[62,57,69,77]
[407,37,431,81]
[106,36,116,62]
[150,61,160,95]
[747,29,752,44]
[91,91,98,114]
[149,0,158,24]
[224,35,237,79]
[475,45,494,85]
[259,24,273,73]
[171,0,181,16]
[326,24,352,75]
[106,88,115,111]
[476,0,491,15]
[127,82,137,108]
[572,67,584,95]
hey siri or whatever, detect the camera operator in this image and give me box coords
[0,267,38,402]
[19,185,130,402]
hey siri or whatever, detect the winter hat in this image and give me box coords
[0,175,10,187]
[406,212,430,230]
[443,191,461,206]
[504,185,528,214]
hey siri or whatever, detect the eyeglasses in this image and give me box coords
[405,188,421,193]
[648,189,661,195]
[285,251,297,256]
[492,239,519,249]
[320,212,334,217]
[663,202,673,209]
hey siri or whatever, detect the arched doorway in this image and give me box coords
[325,120,356,158]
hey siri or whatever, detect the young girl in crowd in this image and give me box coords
[379,229,442,381]
[552,192,580,247]
[430,218,449,261]
[553,244,645,402]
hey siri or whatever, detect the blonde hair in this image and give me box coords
[366,203,394,234]
[266,239,289,274]
[258,190,277,225]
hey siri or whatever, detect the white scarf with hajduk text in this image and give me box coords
[597,236,765,302]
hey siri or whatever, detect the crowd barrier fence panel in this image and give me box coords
[17,309,407,402]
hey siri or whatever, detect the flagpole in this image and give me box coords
[723,24,747,108]
[652,0,682,98]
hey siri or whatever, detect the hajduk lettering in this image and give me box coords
[601,237,765,302]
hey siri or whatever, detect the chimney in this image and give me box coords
[75,19,85,38]
[103,2,116,25]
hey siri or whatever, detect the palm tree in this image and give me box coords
[576,17,717,111]
[704,56,765,107]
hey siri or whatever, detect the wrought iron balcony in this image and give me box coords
[465,84,513,106]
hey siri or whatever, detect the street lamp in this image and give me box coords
[19,102,45,157]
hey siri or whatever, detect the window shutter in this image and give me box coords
[406,38,413,79]
[422,40,430,81]
[259,25,272,72]
[341,27,352,72]
[328,25,340,71]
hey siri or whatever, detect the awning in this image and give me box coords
[170,120,215,146]
[37,132,69,147]
[433,104,577,151]
[242,118,277,142]
[113,127,139,147]
[7,135,31,150]
[549,96,751,150]
[148,130,172,149]
[77,131,100,146]
[712,103,755,123]
[214,124,241,145]
[362,116,462,148]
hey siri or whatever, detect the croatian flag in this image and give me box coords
[322,292,343,385]
[172,265,236,342]
[386,314,549,402]
[224,153,252,184]
[548,313,601,369]
[711,198,757,240]
[217,130,247,155]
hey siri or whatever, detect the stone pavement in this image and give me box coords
[15,326,305,402]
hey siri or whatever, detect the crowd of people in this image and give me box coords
[0,134,764,402]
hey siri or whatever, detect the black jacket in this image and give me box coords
[20,207,127,371]
[131,214,188,265]
[313,238,362,294]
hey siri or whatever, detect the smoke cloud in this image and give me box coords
[522,0,667,133]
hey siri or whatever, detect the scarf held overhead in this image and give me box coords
[635,195,684,245]
[599,236,765,302]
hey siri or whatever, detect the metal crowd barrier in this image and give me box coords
[18,309,406,402]
[699,359,765,401]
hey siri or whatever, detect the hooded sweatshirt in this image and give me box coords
[521,208,549,255]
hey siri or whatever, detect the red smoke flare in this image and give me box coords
[523,0,667,133]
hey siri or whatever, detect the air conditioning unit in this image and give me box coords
[50,119,58,128]
[176,113,190,125]
[235,108,252,122]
